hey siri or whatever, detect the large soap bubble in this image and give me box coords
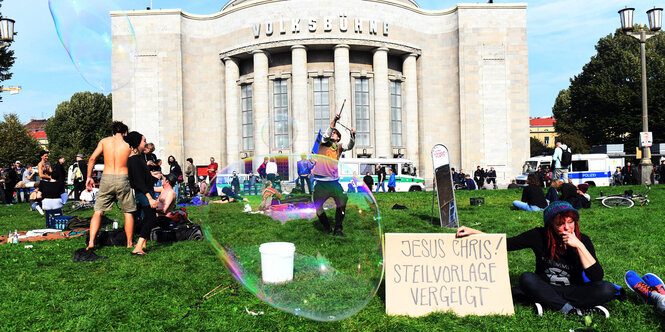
[202,154,383,321]
[49,0,137,92]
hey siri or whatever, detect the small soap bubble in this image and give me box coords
[260,115,298,151]
[202,154,383,321]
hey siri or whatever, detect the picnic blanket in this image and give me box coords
[1,229,88,245]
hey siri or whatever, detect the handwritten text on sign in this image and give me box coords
[385,233,514,317]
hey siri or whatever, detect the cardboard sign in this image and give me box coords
[385,233,514,317]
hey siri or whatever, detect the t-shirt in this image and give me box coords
[80,188,98,202]
[266,162,278,175]
[507,227,603,285]
[207,162,218,179]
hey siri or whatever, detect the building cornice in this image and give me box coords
[111,2,527,20]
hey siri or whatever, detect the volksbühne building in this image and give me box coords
[111,0,529,184]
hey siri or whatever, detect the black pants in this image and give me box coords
[187,176,195,195]
[313,180,348,232]
[74,181,85,200]
[517,272,616,310]
[388,186,396,192]
[4,182,15,203]
[135,192,157,240]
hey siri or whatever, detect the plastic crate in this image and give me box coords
[470,197,485,206]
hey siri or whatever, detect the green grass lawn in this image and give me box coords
[1,185,664,331]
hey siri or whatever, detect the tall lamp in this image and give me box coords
[618,7,662,185]
[0,17,15,49]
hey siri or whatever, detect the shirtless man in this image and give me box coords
[86,121,137,249]
[37,151,51,181]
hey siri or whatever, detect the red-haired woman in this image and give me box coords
[457,201,616,317]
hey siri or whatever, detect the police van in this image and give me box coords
[338,158,426,192]
[516,154,625,187]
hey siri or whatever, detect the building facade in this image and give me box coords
[529,117,557,148]
[112,0,529,183]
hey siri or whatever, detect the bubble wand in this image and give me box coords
[335,99,353,133]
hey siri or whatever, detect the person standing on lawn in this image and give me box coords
[311,113,355,237]
[387,168,396,192]
[86,121,137,250]
[457,201,616,317]
[126,132,158,256]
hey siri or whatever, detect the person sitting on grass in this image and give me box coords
[154,173,178,223]
[624,270,665,316]
[546,180,564,205]
[259,180,281,211]
[463,174,477,190]
[512,173,547,211]
[79,186,98,203]
[457,201,616,318]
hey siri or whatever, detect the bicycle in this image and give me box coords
[595,186,650,208]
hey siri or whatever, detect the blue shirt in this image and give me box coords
[297,159,313,176]
[388,173,396,187]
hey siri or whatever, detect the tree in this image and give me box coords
[530,137,553,157]
[0,114,43,167]
[45,92,112,164]
[553,29,665,153]
[0,0,17,102]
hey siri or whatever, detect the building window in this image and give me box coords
[544,136,550,145]
[390,81,402,147]
[273,79,289,149]
[313,77,330,134]
[241,84,253,151]
[355,78,370,147]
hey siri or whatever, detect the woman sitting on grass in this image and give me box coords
[457,201,616,317]
[513,173,547,211]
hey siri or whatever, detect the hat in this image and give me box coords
[15,160,20,164]
[76,154,84,158]
[577,183,589,194]
[124,131,143,149]
[543,201,579,226]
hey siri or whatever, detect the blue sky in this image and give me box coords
[0,0,659,123]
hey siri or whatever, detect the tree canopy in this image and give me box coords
[44,92,112,164]
[0,0,16,102]
[553,29,665,154]
[0,114,43,167]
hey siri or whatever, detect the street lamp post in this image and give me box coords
[618,7,662,185]
[0,17,15,49]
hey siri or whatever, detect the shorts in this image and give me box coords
[94,174,136,213]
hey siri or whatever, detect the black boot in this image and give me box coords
[317,212,332,234]
[333,207,346,237]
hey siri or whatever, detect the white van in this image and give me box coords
[516,154,624,187]
[338,157,425,192]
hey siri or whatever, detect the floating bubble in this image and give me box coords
[202,154,383,321]
[260,115,298,151]
[49,0,137,92]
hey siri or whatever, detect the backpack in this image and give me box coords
[560,147,572,168]
[85,229,127,247]
[150,222,203,242]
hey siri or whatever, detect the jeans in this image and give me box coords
[517,272,616,311]
[298,175,312,194]
[375,181,386,193]
[512,200,544,211]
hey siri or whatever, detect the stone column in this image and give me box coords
[253,50,270,157]
[373,47,390,158]
[224,57,240,169]
[334,44,351,143]
[291,45,309,155]
[403,53,419,168]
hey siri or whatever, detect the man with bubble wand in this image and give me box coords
[310,100,355,237]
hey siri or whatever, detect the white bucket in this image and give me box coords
[259,242,296,284]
